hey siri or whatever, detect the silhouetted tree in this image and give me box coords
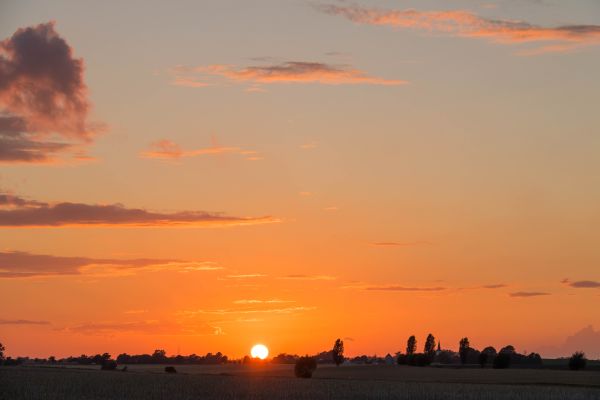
[424,334,436,356]
[479,346,496,368]
[0,342,5,362]
[406,335,417,356]
[332,339,344,366]
[295,356,317,378]
[499,345,515,355]
[569,352,587,371]
[478,352,488,368]
[493,352,511,369]
[459,338,470,364]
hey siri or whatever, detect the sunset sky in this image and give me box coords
[1,0,599,360]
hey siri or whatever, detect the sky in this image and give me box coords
[0,0,599,359]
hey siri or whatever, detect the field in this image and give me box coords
[1,364,600,400]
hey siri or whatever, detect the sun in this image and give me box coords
[250,344,269,360]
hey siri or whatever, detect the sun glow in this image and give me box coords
[250,344,269,360]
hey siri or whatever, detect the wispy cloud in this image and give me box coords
[509,291,550,297]
[0,250,222,279]
[370,241,430,247]
[278,274,336,281]
[181,306,315,316]
[481,283,508,289]
[141,139,261,162]
[170,61,406,89]
[365,285,446,292]
[0,191,276,227]
[318,4,600,54]
[225,273,267,279]
[63,320,221,336]
[561,278,600,289]
[0,22,100,164]
[232,299,294,305]
[0,319,50,325]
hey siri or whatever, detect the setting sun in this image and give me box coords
[250,344,269,360]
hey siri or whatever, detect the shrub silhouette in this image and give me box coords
[100,360,117,370]
[294,356,317,378]
[569,352,587,371]
[165,366,177,373]
[493,352,511,369]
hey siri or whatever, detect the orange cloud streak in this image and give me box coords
[172,61,406,88]
[319,4,600,53]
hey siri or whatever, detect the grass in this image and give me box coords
[1,364,600,400]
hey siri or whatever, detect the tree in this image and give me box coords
[332,339,344,366]
[478,352,488,368]
[424,334,436,355]
[459,337,470,364]
[479,346,496,368]
[0,342,5,361]
[569,351,587,371]
[406,335,417,356]
[493,352,511,369]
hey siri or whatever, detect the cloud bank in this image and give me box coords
[0,22,98,163]
[0,250,221,278]
[0,192,276,227]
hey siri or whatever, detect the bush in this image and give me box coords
[407,353,430,367]
[569,352,587,371]
[397,354,407,365]
[100,360,117,370]
[493,353,511,369]
[165,366,177,373]
[294,356,317,378]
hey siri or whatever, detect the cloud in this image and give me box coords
[170,61,406,89]
[0,319,50,325]
[182,306,315,316]
[0,250,222,278]
[537,325,600,358]
[370,241,430,247]
[0,22,99,163]
[509,291,550,297]
[225,273,267,279]
[482,283,508,289]
[561,278,600,289]
[278,274,336,281]
[232,299,294,305]
[64,320,220,336]
[318,4,600,53]
[141,139,260,161]
[365,285,446,292]
[0,191,277,227]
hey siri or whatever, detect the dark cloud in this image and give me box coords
[482,284,508,289]
[509,291,550,297]
[0,192,277,227]
[562,278,600,289]
[0,22,97,163]
[0,319,50,325]
[0,250,221,278]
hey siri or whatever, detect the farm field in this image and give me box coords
[1,364,599,400]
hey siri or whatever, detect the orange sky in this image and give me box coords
[1,0,599,360]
